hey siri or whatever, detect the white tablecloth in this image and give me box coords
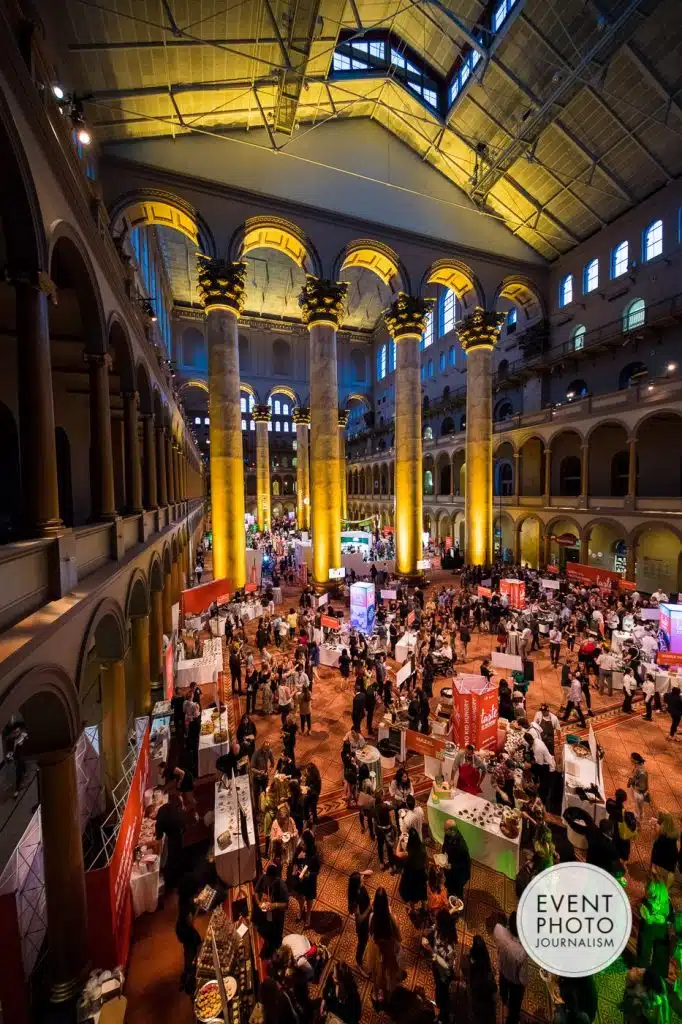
[395,632,417,665]
[272,587,282,605]
[202,637,223,659]
[611,630,632,655]
[214,776,258,886]
[319,645,343,667]
[130,856,161,916]
[176,654,222,688]
[562,744,606,825]
[198,709,230,777]
[239,602,263,621]
[427,789,520,880]
[356,743,382,790]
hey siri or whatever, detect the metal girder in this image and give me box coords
[469,0,646,202]
[68,36,336,50]
[518,13,675,181]
[620,40,682,121]
[271,0,323,134]
[419,0,488,59]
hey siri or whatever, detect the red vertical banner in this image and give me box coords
[500,578,526,609]
[474,689,499,750]
[451,676,498,751]
[164,641,174,700]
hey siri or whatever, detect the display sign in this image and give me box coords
[477,586,492,599]
[659,603,682,657]
[566,563,623,589]
[164,641,174,701]
[540,577,560,591]
[181,576,231,618]
[619,579,637,592]
[350,582,376,635]
[517,863,632,977]
[451,675,499,751]
[417,559,432,570]
[381,589,397,600]
[396,661,413,687]
[320,614,341,630]
[657,651,682,667]
[86,723,151,967]
[244,582,258,593]
[329,566,346,579]
[316,593,328,608]
[405,730,447,759]
[500,578,526,609]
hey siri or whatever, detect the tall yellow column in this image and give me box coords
[101,658,127,789]
[338,408,349,522]
[85,352,117,520]
[299,276,348,588]
[39,746,89,1001]
[293,406,311,531]
[384,294,433,579]
[142,412,158,508]
[131,614,151,716]
[149,588,163,681]
[198,257,247,588]
[458,307,505,566]
[156,423,168,506]
[253,405,272,532]
[162,570,173,633]
[123,390,143,513]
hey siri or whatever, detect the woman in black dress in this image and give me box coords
[348,870,372,968]
[290,828,320,927]
[395,827,427,914]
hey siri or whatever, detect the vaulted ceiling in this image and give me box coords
[45,0,682,262]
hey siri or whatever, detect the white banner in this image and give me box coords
[381,589,397,600]
[540,578,560,590]
[316,593,328,608]
[396,660,413,687]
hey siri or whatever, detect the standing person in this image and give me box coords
[421,908,458,1023]
[252,740,274,804]
[171,686,186,740]
[4,722,28,798]
[494,912,528,1024]
[229,645,243,695]
[606,789,637,867]
[395,827,428,915]
[290,828,320,927]
[281,713,298,764]
[342,741,358,807]
[463,935,498,1024]
[562,674,587,727]
[365,681,377,735]
[348,870,372,969]
[184,693,202,776]
[245,665,259,715]
[339,648,351,679]
[322,963,362,1024]
[253,862,289,958]
[374,791,395,870]
[352,683,367,734]
[642,675,656,721]
[548,625,562,667]
[366,887,402,1008]
[154,794,186,892]
[621,668,636,714]
[628,753,651,824]
[525,729,555,808]
[299,684,312,735]
[650,813,679,888]
[665,686,682,741]
[302,760,321,825]
[596,646,616,697]
[278,676,292,726]
[459,624,471,660]
[176,875,202,992]
[442,819,471,899]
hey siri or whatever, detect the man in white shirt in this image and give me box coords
[548,626,562,666]
[651,589,669,606]
[642,676,656,720]
[533,705,561,750]
[640,631,658,662]
[596,648,616,696]
[525,726,555,805]
[621,669,636,714]
[562,676,587,726]
[399,794,425,838]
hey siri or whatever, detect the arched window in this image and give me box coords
[272,479,280,495]
[448,345,456,366]
[559,456,581,496]
[623,298,645,332]
[423,426,433,440]
[272,338,292,375]
[182,328,206,369]
[610,450,630,496]
[439,351,446,371]
[497,359,509,378]
[440,289,458,335]
[495,461,513,496]
[571,325,586,351]
[389,339,395,372]
[611,241,628,279]
[559,274,573,307]
[618,361,648,390]
[377,344,387,380]
[494,400,514,422]
[427,359,434,377]
[421,311,434,349]
[238,334,250,372]
[350,348,367,382]
[506,307,517,333]
[566,380,588,401]
[424,469,434,494]
[643,219,663,261]
[583,258,599,294]
[441,416,455,435]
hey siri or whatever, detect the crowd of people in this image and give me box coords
[157,543,682,1024]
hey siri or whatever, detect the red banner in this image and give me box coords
[86,724,151,967]
[164,641,174,701]
[320,614,341,630]
[244,583,258,593]
[405,730,447,759]
[657,651,682,666]
[451,677,498,751]
[619,579,637,592]
[477,585,492,599]
[407,610,416,626]
[181,577,231,618]
[445,536,453,551]
[566,563,623,589]
[500,578,525,609]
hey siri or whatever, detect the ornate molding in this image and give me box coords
[383,293,434,340]
[458,306,505,352]
[338,409,350,427]
[293,407,311,425]
[197,256,247,314]
[252,404,271,423]
[299,275,347,329]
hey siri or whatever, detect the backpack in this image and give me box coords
[618,811,638,841]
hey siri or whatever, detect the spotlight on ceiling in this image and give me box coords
[667,362,677,373]
[647,384,654,392]
[77,127,92,146]
[53,84,65,100]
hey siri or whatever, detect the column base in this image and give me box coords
[395,571,425,587]
[35,517,65,537]
[50,969,90,1005]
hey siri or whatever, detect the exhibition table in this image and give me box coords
[198,709,230,777]
[130,854,162,917]
[209,614,228,637]
[214,776,258,886]
[272,587,282,605]
[176,653,223,688]
[356,743,383,791]
[562,744,606,825]
[184,614,203,631]
[202,637,223,659]
[395,632,417,665]
[319,644,344,668]
[610,630,632,655]
[427,789,521,880]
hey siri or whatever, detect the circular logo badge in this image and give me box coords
[516,862,632,977]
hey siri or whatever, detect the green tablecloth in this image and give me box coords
[427,789,520,880]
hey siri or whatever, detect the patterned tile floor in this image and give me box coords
[125,567,682,1024]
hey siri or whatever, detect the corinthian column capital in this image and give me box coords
[252,404,271,422]
[293,406,311,426]
[197,256,247,314]
[338,408,350,427]
[458,306,505,353]
[299,275,348,329]
[383,293,434,340]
